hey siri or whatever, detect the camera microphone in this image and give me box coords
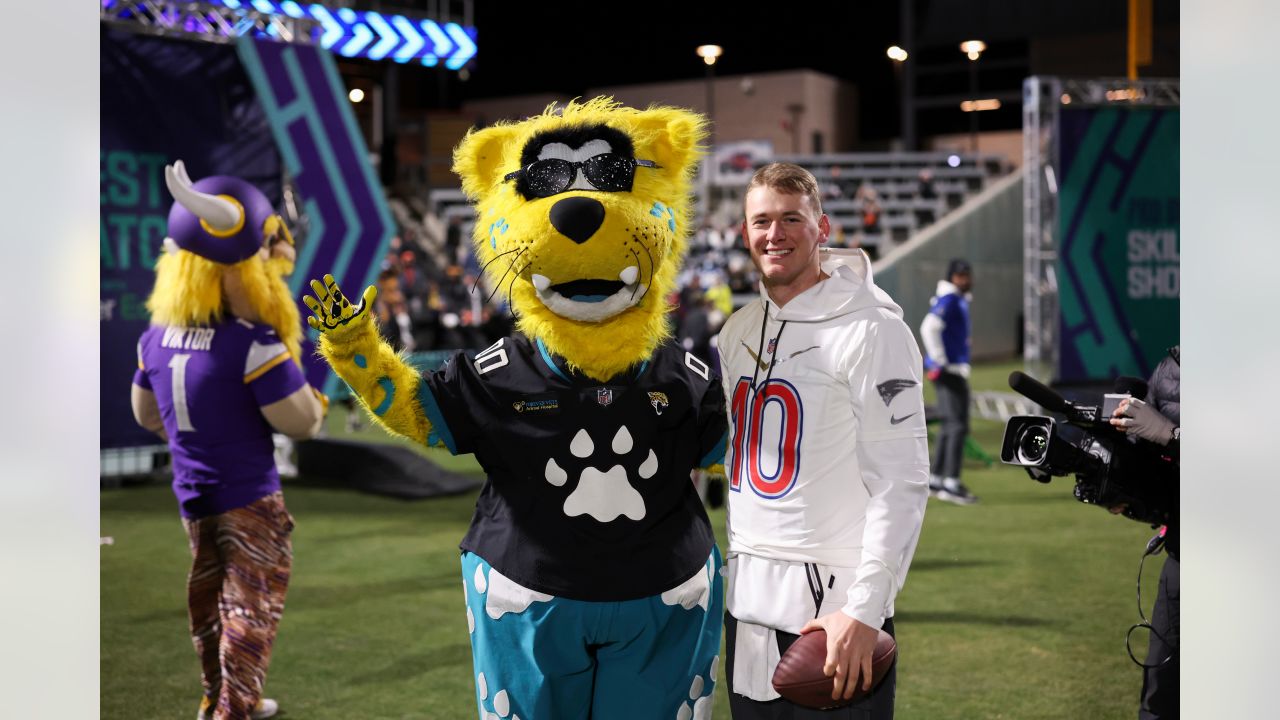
[1008,371,1071,414]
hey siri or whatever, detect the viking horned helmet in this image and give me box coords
[164,159,284,265]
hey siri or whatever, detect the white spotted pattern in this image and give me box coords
[660,561,711,611]
[692,694,712,719]
[676,702,692,720]
[474,565,487,594]
[485,567,554,620]
[467,606,475,633]
[478,672,488,700]
[493,689,510,717]
[570,429,594,457]
[611,425,633,454]
[689,675,704,699]
[710,655,720,682]
[545,457,567,486]
[638,449,658,479]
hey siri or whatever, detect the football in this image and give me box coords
[771,628,897,710]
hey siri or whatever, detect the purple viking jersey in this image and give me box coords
[133,317,306,518]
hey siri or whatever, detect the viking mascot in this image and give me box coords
[132,161,326,720]
[303,99,725,719]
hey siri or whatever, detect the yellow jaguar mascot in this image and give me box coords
[303,98,725,720]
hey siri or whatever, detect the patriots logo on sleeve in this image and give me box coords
[876,378,918,406]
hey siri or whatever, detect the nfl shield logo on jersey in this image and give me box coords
[596,387,614,407]
[767,337,778,355]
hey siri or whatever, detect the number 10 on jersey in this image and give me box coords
[729,377,803,499]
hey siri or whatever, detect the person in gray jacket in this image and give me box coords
[1111,346,1179,719]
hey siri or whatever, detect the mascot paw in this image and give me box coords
[302,274,377,343]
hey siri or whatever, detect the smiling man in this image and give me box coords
[717,163,930,719]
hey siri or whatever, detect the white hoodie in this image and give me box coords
[718,248,930,698]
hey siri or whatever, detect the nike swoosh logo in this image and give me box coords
[889,412,917,425]
[741,341,822,372]
[740,341,770,372]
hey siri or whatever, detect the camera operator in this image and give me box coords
[1110,346,1179,720]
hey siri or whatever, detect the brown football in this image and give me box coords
[771,628,897,710]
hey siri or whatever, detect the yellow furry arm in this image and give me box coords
[303,274,434,446]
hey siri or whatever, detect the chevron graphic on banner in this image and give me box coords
[236,36,397,395]
[215,0,477,67]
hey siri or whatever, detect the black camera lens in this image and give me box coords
[1016,425,1050,464]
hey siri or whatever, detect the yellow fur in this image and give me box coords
[146,251,226,328]
[245,257,303,363]
[452,97,707,381]
[314,98,707,449]
[316,317,433,446]
[147,250,303,362]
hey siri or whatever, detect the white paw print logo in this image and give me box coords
[544,425,658,522]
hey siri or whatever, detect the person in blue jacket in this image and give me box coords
[920,258,978,505]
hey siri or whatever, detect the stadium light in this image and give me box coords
[696,44,723,218]
[959,39,987,61]
[348,88,365,103]
[886,45,908,63]
[960,99,1001,112]
[959,40,987,152]
[696,44,723,66]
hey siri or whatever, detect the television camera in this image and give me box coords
[1002,371,1177,526]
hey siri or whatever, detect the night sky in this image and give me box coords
[461,2,908,140]
[369,0,1172,143]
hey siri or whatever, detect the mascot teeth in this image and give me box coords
[533,270,647,323]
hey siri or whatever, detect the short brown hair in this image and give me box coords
[745,162,823,218]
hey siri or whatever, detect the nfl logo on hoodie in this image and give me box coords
[595,387,614,407]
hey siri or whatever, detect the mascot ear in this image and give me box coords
[630,107,708,177]
[452,123,524,200]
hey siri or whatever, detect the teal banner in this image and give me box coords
[1057,107,1179,382]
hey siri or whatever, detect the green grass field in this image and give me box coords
[101,360,1166,718]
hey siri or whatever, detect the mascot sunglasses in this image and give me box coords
[504,154,661,197]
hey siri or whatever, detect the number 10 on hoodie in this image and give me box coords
[729,377,804,499]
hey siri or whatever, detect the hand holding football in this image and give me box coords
[771,628,897,710]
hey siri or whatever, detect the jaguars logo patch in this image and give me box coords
[648,391,669,416]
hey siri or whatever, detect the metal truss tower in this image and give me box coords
[1021,76,1179,381]
[100,0,321,45]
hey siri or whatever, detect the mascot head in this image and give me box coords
[452,97,707,381]
[145,160,303,361]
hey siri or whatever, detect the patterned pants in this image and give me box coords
[183,492,294,720]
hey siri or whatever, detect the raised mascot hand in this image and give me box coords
[302,274,378,341]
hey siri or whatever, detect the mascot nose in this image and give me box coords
[549,196,605,244]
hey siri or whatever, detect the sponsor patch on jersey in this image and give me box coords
[648,391,669,416]
[875,378,918,406]
[512,394,560,414]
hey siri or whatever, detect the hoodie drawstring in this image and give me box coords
[751,300,788,392]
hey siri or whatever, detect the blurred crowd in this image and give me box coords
[371,234,513,354]
[371,167,942,361]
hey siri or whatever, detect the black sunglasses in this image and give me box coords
[503,154,660,198]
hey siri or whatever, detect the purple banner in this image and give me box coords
[101,29,281,448]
